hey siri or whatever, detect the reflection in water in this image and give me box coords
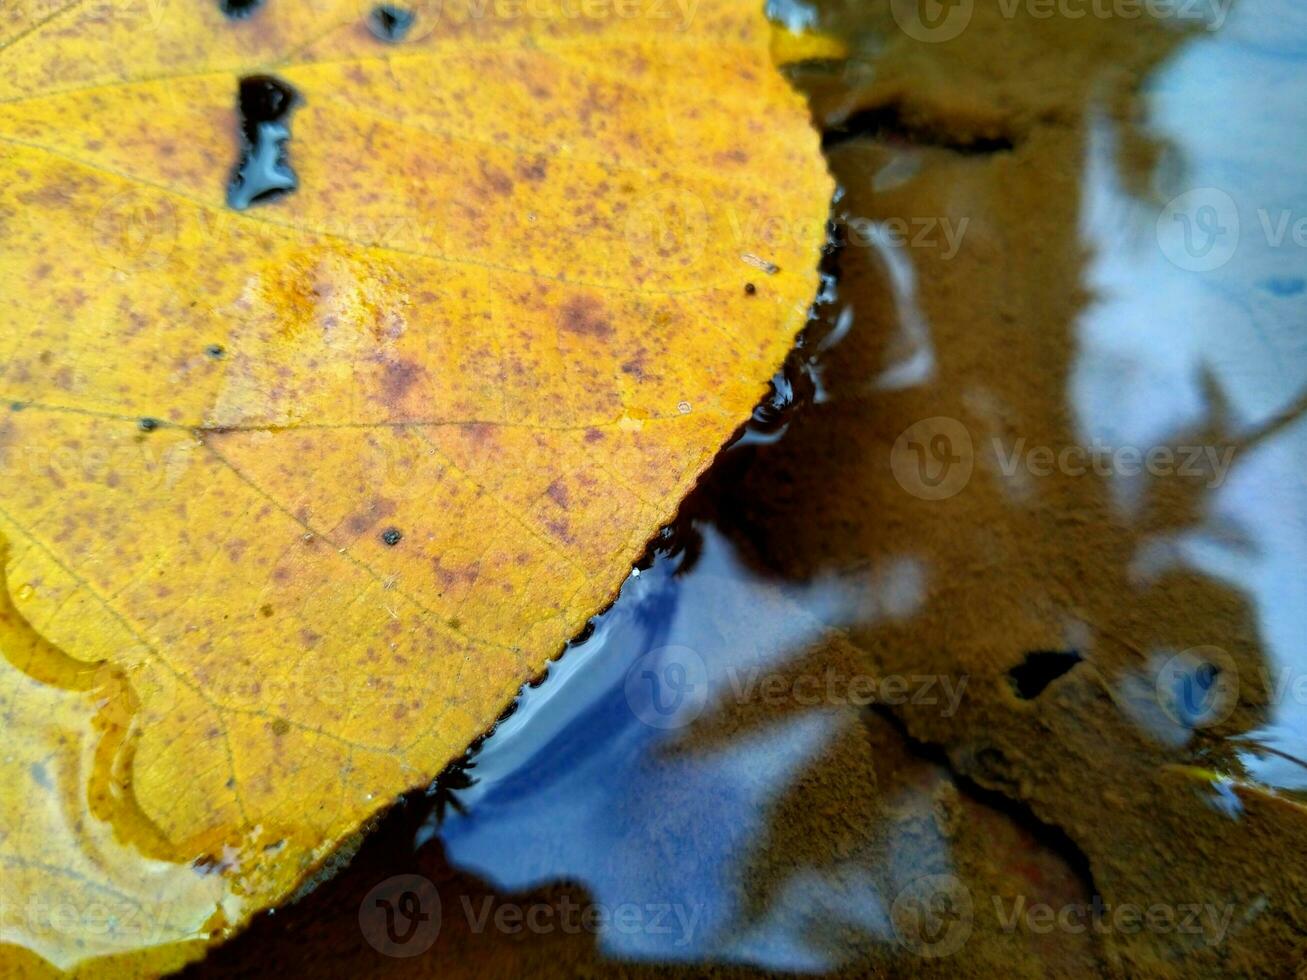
[431,527,899,970]
[861,225,936,393]
[1075,0,1307,796]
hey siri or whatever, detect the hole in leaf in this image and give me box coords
[218,0,264,18]
[1007,649,1082,699]
[367,4,415,41]
[227,75,301,211]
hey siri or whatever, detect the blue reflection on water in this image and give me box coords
[428,528,874,969]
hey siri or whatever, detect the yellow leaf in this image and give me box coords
[769,24,848,67]
[0,0,832,970]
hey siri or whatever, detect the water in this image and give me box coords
[227,76,301,212]
[367,5,417,43]
[218,0,264,19]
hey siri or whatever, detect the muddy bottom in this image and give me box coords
[192,1,1307,976]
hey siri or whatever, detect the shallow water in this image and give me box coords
[191,1,1307,975]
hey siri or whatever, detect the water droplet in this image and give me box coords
[367,4,415,42]
[218,0,263,18]
[227,76,301,211]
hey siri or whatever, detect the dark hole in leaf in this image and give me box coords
[227,75,301,211]
[367,4,416,42]
[1008,649,1083,699]
[218,0,264,19]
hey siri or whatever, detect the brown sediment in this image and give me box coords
[716,4,1307,973]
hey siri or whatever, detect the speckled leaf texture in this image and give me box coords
[0,0,832,971]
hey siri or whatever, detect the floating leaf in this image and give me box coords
[0,0,832,970]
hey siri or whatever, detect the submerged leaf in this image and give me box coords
[0,0,832,970]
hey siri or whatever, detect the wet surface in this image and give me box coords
[189,2,1307,975]
[218,0,265,18]
[227,75,301,211]
[367,5,417,43]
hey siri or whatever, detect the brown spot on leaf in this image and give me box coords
[545,517,574,544]
[379,359,426,405]
[546,479,570,508]
[478,160,514,196]
[516,157,549,182]
[560,296,614,340]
